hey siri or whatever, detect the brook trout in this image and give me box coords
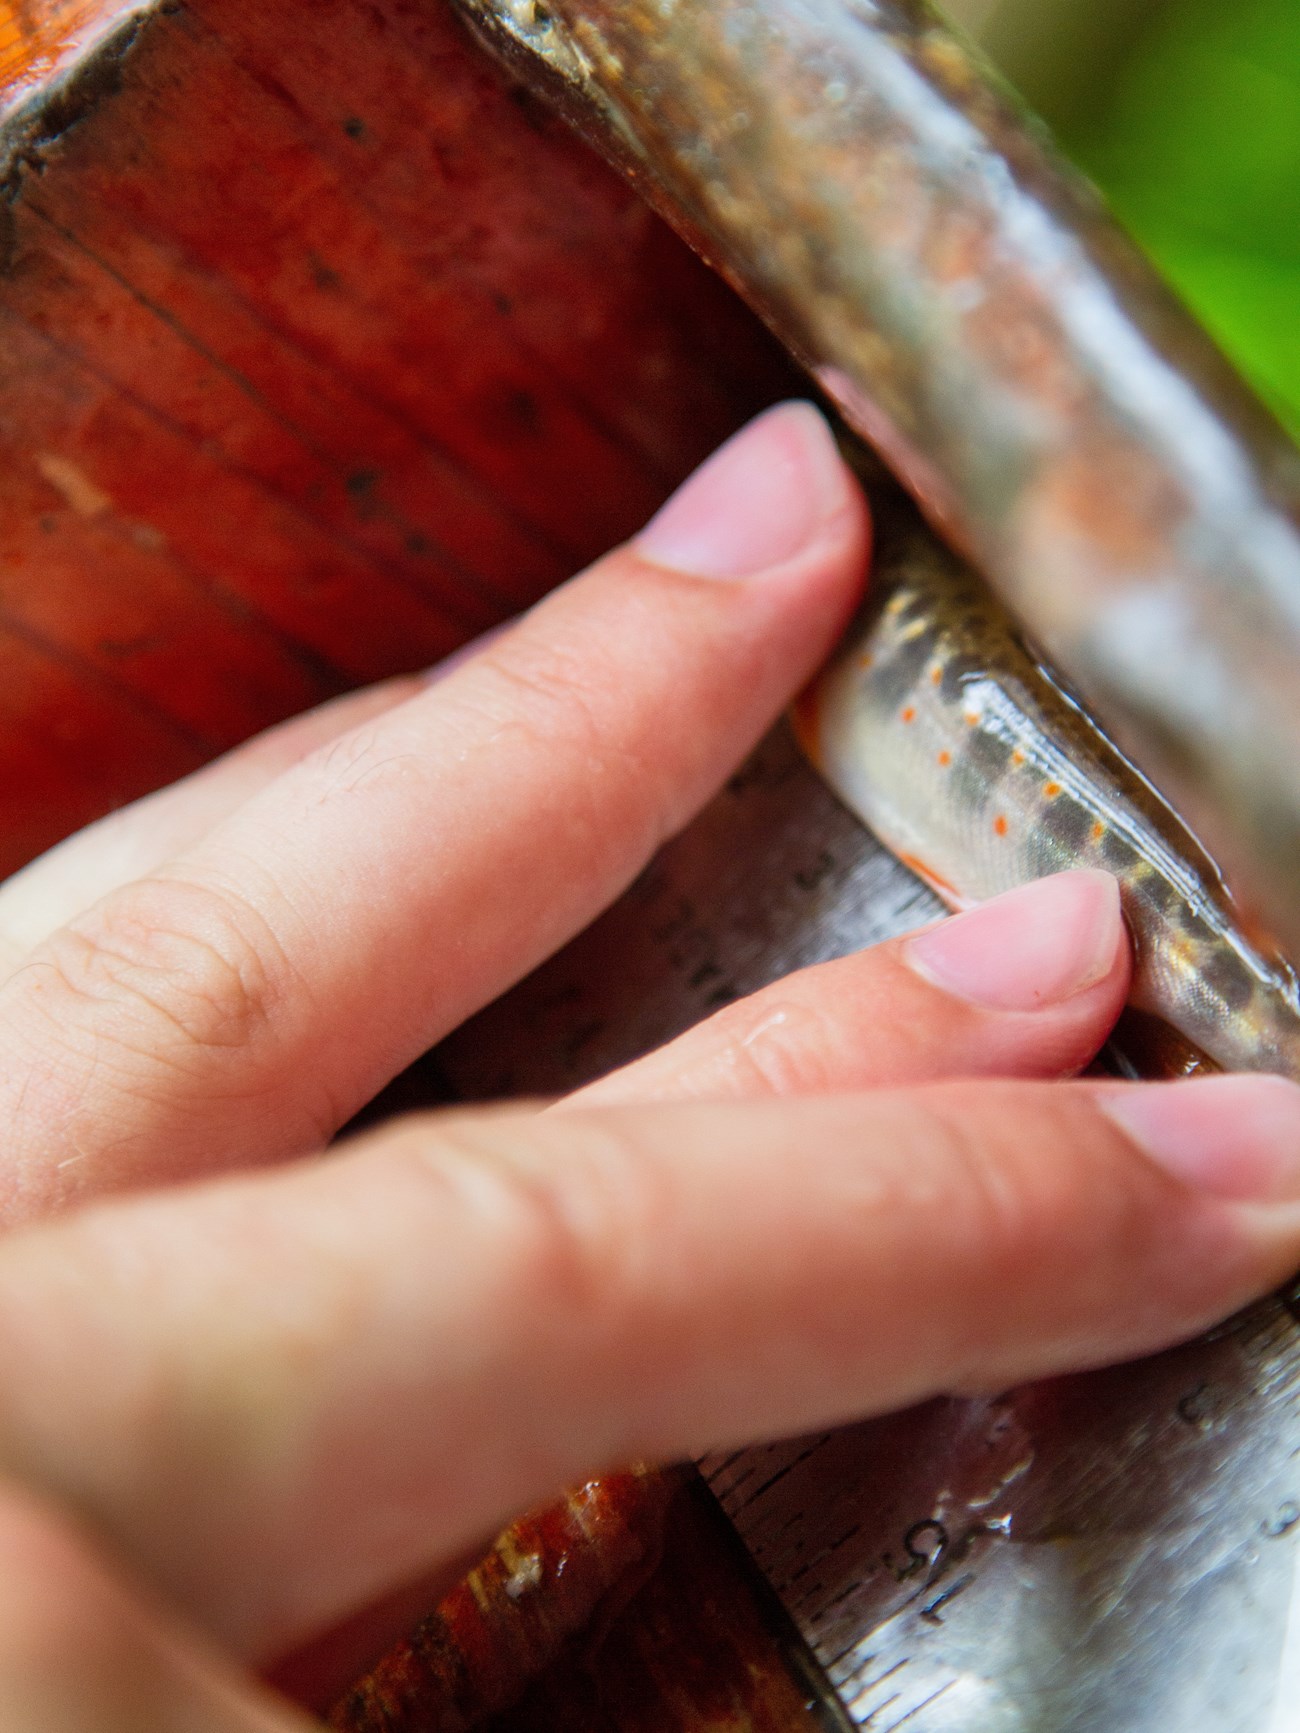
[456,0,1300,956]
[455,0,1300,1078]
[796,494,1300,1081]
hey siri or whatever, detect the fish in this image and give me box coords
[455,0,1300,1073]
[455,0,1300,958]
[794,492,1300,1082]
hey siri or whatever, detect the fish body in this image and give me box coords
[798,512,1300,1081]
[457,0,1300,1074]
[458,0,1300,955]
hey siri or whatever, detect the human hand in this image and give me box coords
[0,404,1298,1728]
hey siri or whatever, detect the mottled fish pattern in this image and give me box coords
[797,521,1300,1081]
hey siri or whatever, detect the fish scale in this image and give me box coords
[796,497,1300,1082]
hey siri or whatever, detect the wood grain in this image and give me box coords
[333,1469,845,1733]
[0,0,139,110]
[0,0,797,870]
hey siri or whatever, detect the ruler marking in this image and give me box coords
[722,1462,759,1499]
[880,1681,956,1732]
[824,1634,874,1672]
[919,1572,975,1624]
[820,1575,875,1617]
[859,1660,908,1695]
[788,1522,865,1587]
[709,1449,747,1478]
[729,1439,830,1514]
[855,1688,901,1725]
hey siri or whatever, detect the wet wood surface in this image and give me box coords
[0,0,136,107]
[0,0,796,872]
[333,1469,845,1733]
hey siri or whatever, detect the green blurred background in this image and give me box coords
[944,0,1300,438]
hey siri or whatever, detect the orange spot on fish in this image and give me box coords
[993,814,1008,837]
[964,710,979,727]
[857,650,874,672]
[930,665,942,685]
[1011,747,1026,766]
[1043,781,1062,799]
[937,749,952,767]
[1091,820,1106,843]
[901,706,916,723]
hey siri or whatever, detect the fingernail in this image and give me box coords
[905,870,1123,1012]
[422,621,513,685]
[1098,1075,1300,1203]
[635,402,847,580]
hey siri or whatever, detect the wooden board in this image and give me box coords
[0,0,799,869]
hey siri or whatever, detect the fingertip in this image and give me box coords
[577,872,1133,1110]
[1097,1072,1300,1205]
[635,401,869,596]
[905,870,1129,1016]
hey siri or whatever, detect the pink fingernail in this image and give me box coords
[422,621,513,685]
[1098,1075,1300,1203]
[905,870,1123,1012]
[635,402,848,580]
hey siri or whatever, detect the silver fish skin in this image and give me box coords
[797,514,1300,1082]
[454,0,1300,960]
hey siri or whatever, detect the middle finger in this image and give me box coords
[572,869,1129,1106]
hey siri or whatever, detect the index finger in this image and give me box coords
[0,677,422,976]
[0,404,868,1221]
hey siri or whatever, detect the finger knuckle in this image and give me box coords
[476,643,677,850]
[484,639,613,753]
[912,1087,1135,1350]
[426,1112,675,1325]
[711,997,845,1096]
[306,721,431,801]
[25,876,287,1066]
[941,1115,1035,1268]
